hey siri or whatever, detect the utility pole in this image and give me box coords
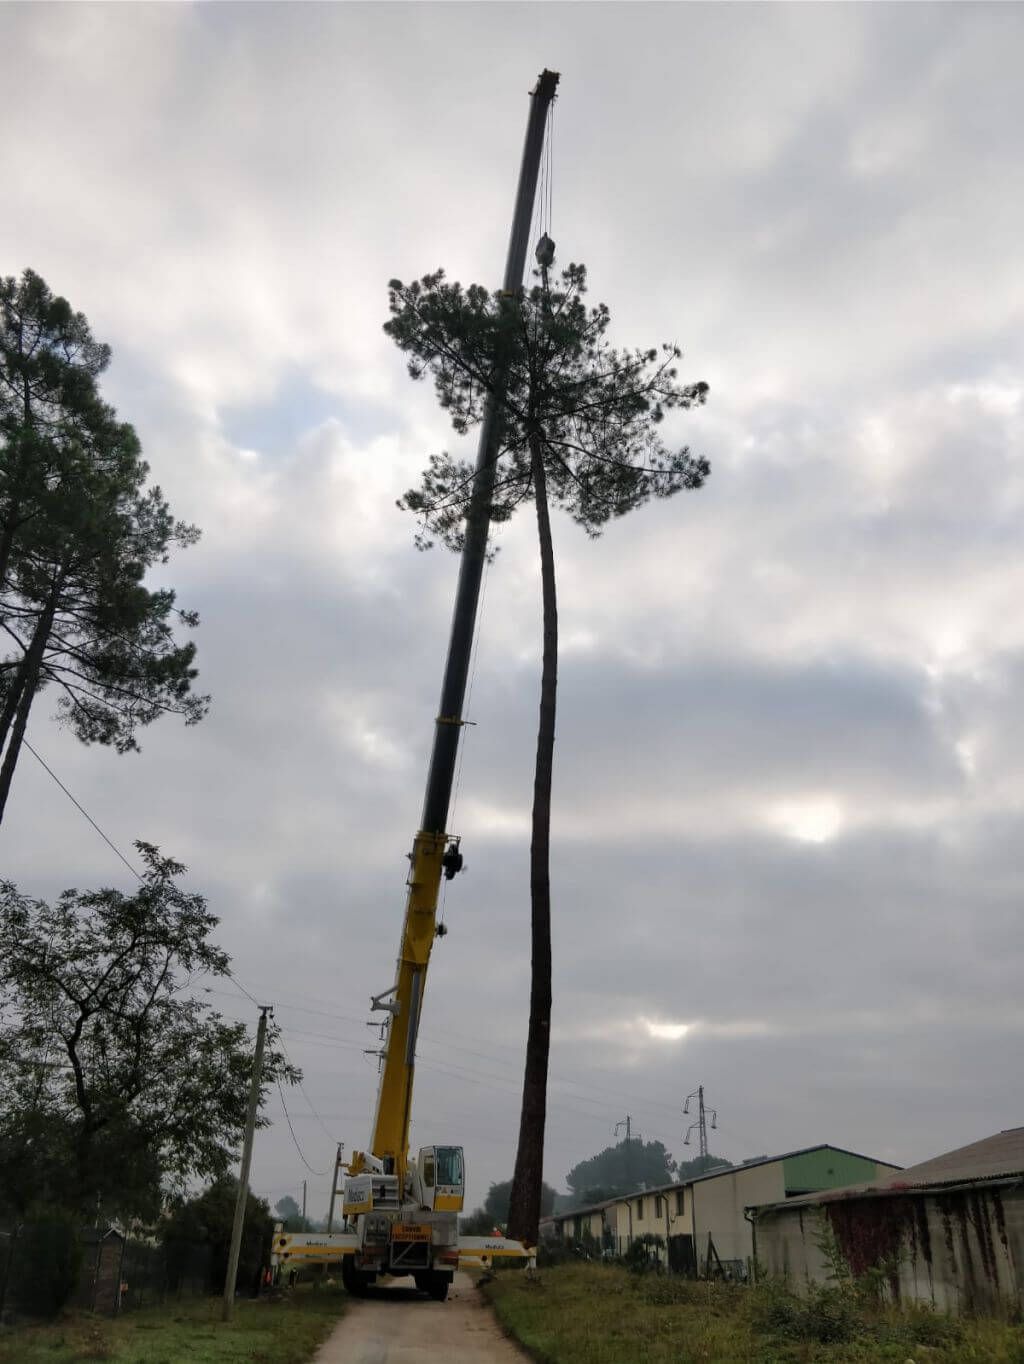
[326,1143,344,1233]
[222,1004,272,1322]
[683,1085,717,1164]
[301,1179,307,1225]
[616,1115,640,1192]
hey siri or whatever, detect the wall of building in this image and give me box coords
[784,1149,895,1195]
[693,1161,786,1271]
[755,1185,1024,1315]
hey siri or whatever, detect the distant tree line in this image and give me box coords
[463,1139,734,1234]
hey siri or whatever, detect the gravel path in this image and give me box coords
[312,1272,528,1364]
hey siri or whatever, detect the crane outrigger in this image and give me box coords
[274,68,560,1299]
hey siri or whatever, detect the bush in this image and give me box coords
[536,1239,588,1268]
[748,1277,860,1345]
[624,1233,665,1275]
[8,1216,81,1317]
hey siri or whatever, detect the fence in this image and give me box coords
[0,1225,212,1320]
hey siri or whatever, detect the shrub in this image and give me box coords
[537,1239,587,1268]
[624,1233,665,1275]
[8,1216,81,1317]
[748,1277,860,1345]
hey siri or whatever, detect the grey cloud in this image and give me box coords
[3,1,1023,1213]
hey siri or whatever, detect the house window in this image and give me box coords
[655,1195,664,1218]
[675,1190,685,1216]
[635,1197,644,1219]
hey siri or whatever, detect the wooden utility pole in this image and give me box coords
[222,1004,272,1322]
[326,1143,344,1232]
[301,1179,307,1224]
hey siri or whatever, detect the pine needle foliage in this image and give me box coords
[385,263,709,548]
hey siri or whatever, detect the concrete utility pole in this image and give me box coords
[326,1143,344,1232]
[683,1084,717,1162]
[222,1004,272,1322]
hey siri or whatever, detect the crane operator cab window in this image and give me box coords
[417,1145,465,1212]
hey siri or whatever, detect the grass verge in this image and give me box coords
[482,1263,1024,1363]
[0,1283,347,1364]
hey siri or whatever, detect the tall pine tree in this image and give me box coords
[386,255,709,1244]
[0,270,207,819]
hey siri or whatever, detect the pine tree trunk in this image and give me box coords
[507,434,557,1247]
[0,596,54,823]
[0,652,28,753]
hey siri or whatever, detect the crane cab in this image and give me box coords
[415,1145,464,1213]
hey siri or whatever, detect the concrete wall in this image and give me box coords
[693,1161,786,1270]
[755,1185,1024,1315]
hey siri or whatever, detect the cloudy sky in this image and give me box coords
[3,2,1023,1218]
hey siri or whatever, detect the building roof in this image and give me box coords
[753,1127,1024,1213]
[78,1226,124,1244]
[552,1143,900,1223]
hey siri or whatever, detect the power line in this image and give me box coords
[24,739,141,879]
[205,984,700,1124]
[277,1029,339,1146]
[22,740,276,1070]
[277,1079,328,1177]
[19,735,359,1177]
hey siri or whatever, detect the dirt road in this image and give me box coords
[313,1272,527,1364]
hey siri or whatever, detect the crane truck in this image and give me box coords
[273,68,560,1299]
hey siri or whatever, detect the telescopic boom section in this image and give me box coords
[366,70,560,1185]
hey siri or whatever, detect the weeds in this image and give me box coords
[484,1261,1022,1364]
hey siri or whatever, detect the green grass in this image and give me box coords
[482,1263,1024,1364]
[0,1283,347,1364]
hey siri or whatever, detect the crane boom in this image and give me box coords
[277,70,560,1300]
[362,68,560,1186]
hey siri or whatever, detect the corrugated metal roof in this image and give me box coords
[754,1127,1024,1212]
[883,1126,1024,1188]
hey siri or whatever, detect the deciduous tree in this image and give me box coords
[0,845,297,1221]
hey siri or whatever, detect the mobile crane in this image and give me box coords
[273,68,560,1299]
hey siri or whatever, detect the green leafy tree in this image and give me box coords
[274,1194,301,1222]
[162,1176,273,1295]
[0,269,208,822]
[566,1138,678,1202]
[0,844,297,1221]
[273,1194,312,1231]
[386,258,708,1244]
[677,1152,733,1180]
[577,1184,618,1207]
[460,1177,557,1235]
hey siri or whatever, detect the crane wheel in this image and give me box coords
[426,1271,451,1302]
[341,1257,372,1297]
